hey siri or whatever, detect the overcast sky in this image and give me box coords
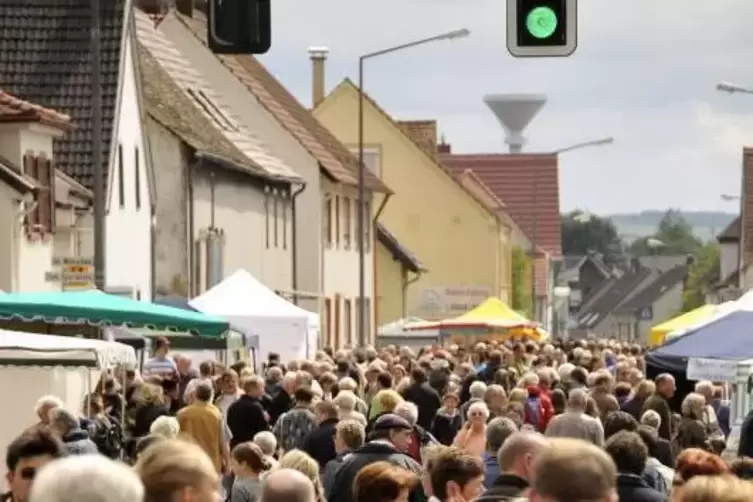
[258,0,753,214]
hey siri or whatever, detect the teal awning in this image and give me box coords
[0,291,228,337]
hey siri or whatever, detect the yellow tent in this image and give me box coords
[648,304,716,347]
[404,297,547,341]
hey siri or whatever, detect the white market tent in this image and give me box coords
[0,329,136,471]
[190,269,319,363]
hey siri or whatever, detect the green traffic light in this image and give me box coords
[525,6,558,39]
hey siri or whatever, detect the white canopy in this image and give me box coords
[0,329,137,367]
[190,269,319,362]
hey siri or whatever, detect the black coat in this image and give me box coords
[616,474,667,502]
[328,442,424,502]
[302,418,339,469]
[226,395,268,449]
[655,437,674,468]
[740,408,753,457]
[478,474,529,501]
[401,382,441,430]
[268,389,293,425]
[431,410,462,445]
[132,404,169,438]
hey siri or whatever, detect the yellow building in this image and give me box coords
[315,79,515,324]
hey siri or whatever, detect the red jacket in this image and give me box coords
[524,386,554,432]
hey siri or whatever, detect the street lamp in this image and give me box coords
[716,81,753,95]
[357,28,470,347]
[529,137,614,323]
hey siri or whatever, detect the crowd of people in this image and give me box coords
[6,336,753,502]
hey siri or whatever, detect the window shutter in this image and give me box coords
[35,154,52,234]
[22,154,39,233]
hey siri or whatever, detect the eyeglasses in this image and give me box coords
[19,467,36,480]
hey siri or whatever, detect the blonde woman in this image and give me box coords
[672,475,753,502]
[149,415,180,439]
[676,393,709,451]
[132,383,169,439]
[333,391,367,427]
[369,389,404,420]
[135,438,220,502]
[276,449,325,502]
[452,401,488,457]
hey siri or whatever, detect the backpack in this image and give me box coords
[91,416,123,459]
[524,396,543,431]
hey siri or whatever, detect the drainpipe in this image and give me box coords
[290,183,307,305]
[150,205,156,300]
[372,193,392,325]
[187,157,197,296]
[402,270,422,318]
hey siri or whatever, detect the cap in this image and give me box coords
[372,413,412,432]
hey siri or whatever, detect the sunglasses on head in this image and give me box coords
[19,467,36,480]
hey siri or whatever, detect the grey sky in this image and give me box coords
[259,0,753,213]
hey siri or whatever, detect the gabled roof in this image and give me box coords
[718,216,740,243]
[576,267,653,329]
[0,0,126,189]
[615,265,686,313]
[0,90,72,130]
[171,10,389,193]
[327,80,501,218]
[135,10,300,183]
[138,45,268,179]
[376,223,426,274]
[441,148,562,258]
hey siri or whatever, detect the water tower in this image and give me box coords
[483,94,547,153]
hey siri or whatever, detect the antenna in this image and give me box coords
[483,94,547,153]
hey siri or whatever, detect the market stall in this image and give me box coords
[405,297,544,345]
[0,329,136,463]
[648,304,717,347]
[377,317,439,348]
[190,269,319,363]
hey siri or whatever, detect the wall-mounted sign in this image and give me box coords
[44,257,95,291]
[686,357,737,382]
[637,306,653,321]
[415,285,492,318]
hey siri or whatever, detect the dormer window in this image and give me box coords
[22,153,55,235]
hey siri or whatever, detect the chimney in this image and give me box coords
[741,147,753,285]
[438,135,451,154]
[175,0,193,16]
[398,120,437,154]
[308,47,329,108]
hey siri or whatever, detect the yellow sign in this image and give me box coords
[45,257,95,290]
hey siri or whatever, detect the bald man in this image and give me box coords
[262,469,316,502]
[480,431,550,499]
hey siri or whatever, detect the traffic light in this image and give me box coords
[208,0,271,54]
[506,0,577,57]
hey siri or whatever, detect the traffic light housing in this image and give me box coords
[507,0,577,57]
[208,0,271,54]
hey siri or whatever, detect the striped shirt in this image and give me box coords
[142,356,177,377]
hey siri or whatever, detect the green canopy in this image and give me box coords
[0,291,228,337]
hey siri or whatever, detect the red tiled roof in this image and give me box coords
[441,150,562,258]
[0,89,72,129]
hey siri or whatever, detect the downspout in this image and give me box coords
[402,270,422,318]
[150,202,156,300]
[290,182,307,305]
[373,193,392,329]
[187,157,197,296]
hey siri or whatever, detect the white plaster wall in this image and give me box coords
[720,242,739,282]
[105,33,153,300]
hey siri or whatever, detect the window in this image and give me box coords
[334,196,340,247]
[23,153,55,234]
[323,197,333,247]
[186,88,237,131]
[264,187,271,248]
[273,188,279,248]
[134,146,141,210]
[342,197,351,248]
[282,194,288,250]
[363,201,372,251]
[118,144,124,208]
[344,299,352,346]
[349,147,382,178]
[324,298,332,346]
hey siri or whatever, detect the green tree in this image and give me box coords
[561,210,622,259]
[511,247,532,317]
[629,209,702,256]
[682,242,721,311]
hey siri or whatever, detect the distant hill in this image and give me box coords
[606,210,736,242]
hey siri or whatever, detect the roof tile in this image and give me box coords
[717,216,740,242]
[0,89,72,128]
[0,0,125,189]
[135,10,299,181]
[376,223,426,274]
[441,150,562,258]
[172,10,389,192]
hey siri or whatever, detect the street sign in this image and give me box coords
[45,257,95,291]
[637,306,653,321]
